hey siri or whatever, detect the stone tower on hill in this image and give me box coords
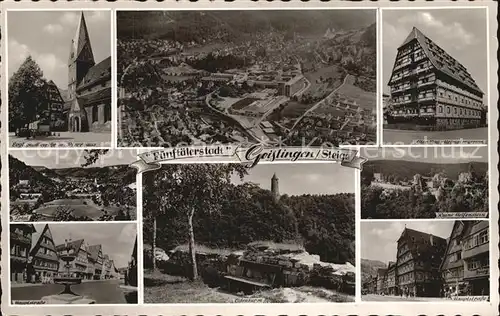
[271,173,280,201]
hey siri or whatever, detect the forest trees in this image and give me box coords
[143,166,356,271]
[143,164,247,280]
[8,56,47,131]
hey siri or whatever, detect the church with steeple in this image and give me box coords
[66,12,111,133]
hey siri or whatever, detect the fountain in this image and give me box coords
[41,238,95,304]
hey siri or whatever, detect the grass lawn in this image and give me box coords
[336,76,376,110]
[143,270,236,303]
[143,270,354,303]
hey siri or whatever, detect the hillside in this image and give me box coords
[9,155,56,188]
[117,11,375,41]
[144,176,355,265]
[361,258,387,282]
[52,165,136,184]
[362,160,488,181]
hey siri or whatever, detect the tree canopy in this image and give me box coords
[9,56,46,130]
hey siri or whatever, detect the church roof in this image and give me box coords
[69,12,95,65]
[79,87,111,105]
[64,87,111,111]
[77,56,111,90]
[394,27,482,95]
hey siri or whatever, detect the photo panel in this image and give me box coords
[381,8,488,145]
[360,146,488,219]
[7,10,113,148]
[361,220,490,302]
[117,10,377,148]
[9,149,138,222]
[141,162,356,303]
[9,222,138,305]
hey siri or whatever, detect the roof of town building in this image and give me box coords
[87,244,102,260]
[78,56,111,90]
[397,27,482,95]
[55,238,85,254]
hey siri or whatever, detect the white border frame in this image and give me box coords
[4,8,114,150]
[0,1,497,316]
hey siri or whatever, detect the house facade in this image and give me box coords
[29,224,60,281]
[442,221,489,296]
[10,224,35,282]
[55,239,90,280]
[396,227,447,297]
[387,27,485,129]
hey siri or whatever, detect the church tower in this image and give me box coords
[271,173,280,201]
[68,12,95,101]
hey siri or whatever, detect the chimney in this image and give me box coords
[430,235,434,246]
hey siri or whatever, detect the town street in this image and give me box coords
[9,132,112,148]
[11,279,127,304]
[383,127,488,145]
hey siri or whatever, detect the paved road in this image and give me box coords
[383,127,488,145]
[363,294,451,302]
[9,132,111,148]
[11,280,127,304]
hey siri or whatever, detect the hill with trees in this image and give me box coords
[117,11,375,42]
[9,155,56,189]
[143,164,355,279]
[362,159,488,183]
[361,258,387,282]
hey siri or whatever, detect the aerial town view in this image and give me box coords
[7,11,112,147]
[10,223,138,304]
[9,149,137,222]
[117,10,377,147]
[361,221,490,301]
[361,147,488,219]
[143,163,355,303]
[382,9,488,144]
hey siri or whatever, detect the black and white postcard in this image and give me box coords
[7,11,112,148]
[9,222,137,304]
[361,220,490,301]
[142,163,355,303]
[117,10,377,147]
[361,147,488,219]
[382,9,488,145]
[9,149,137,222]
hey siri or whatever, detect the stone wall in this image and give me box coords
[160,246,355,294]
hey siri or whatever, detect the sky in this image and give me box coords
[10,149,138,169]
[8,10,111,89]
[33,223,136,268]
[361,146,488,164]
[382,9,488,99]
[231,162,355,195]
[361,221,455,264]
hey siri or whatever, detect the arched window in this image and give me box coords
[438,106,443,113]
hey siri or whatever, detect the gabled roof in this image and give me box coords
[78,87,111,106]
[392,27,483,95]
[88,244,102,261]
[55,238,85,254]
[439,221,465,271]
[398,227,447,263]
[77,57,111,90]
